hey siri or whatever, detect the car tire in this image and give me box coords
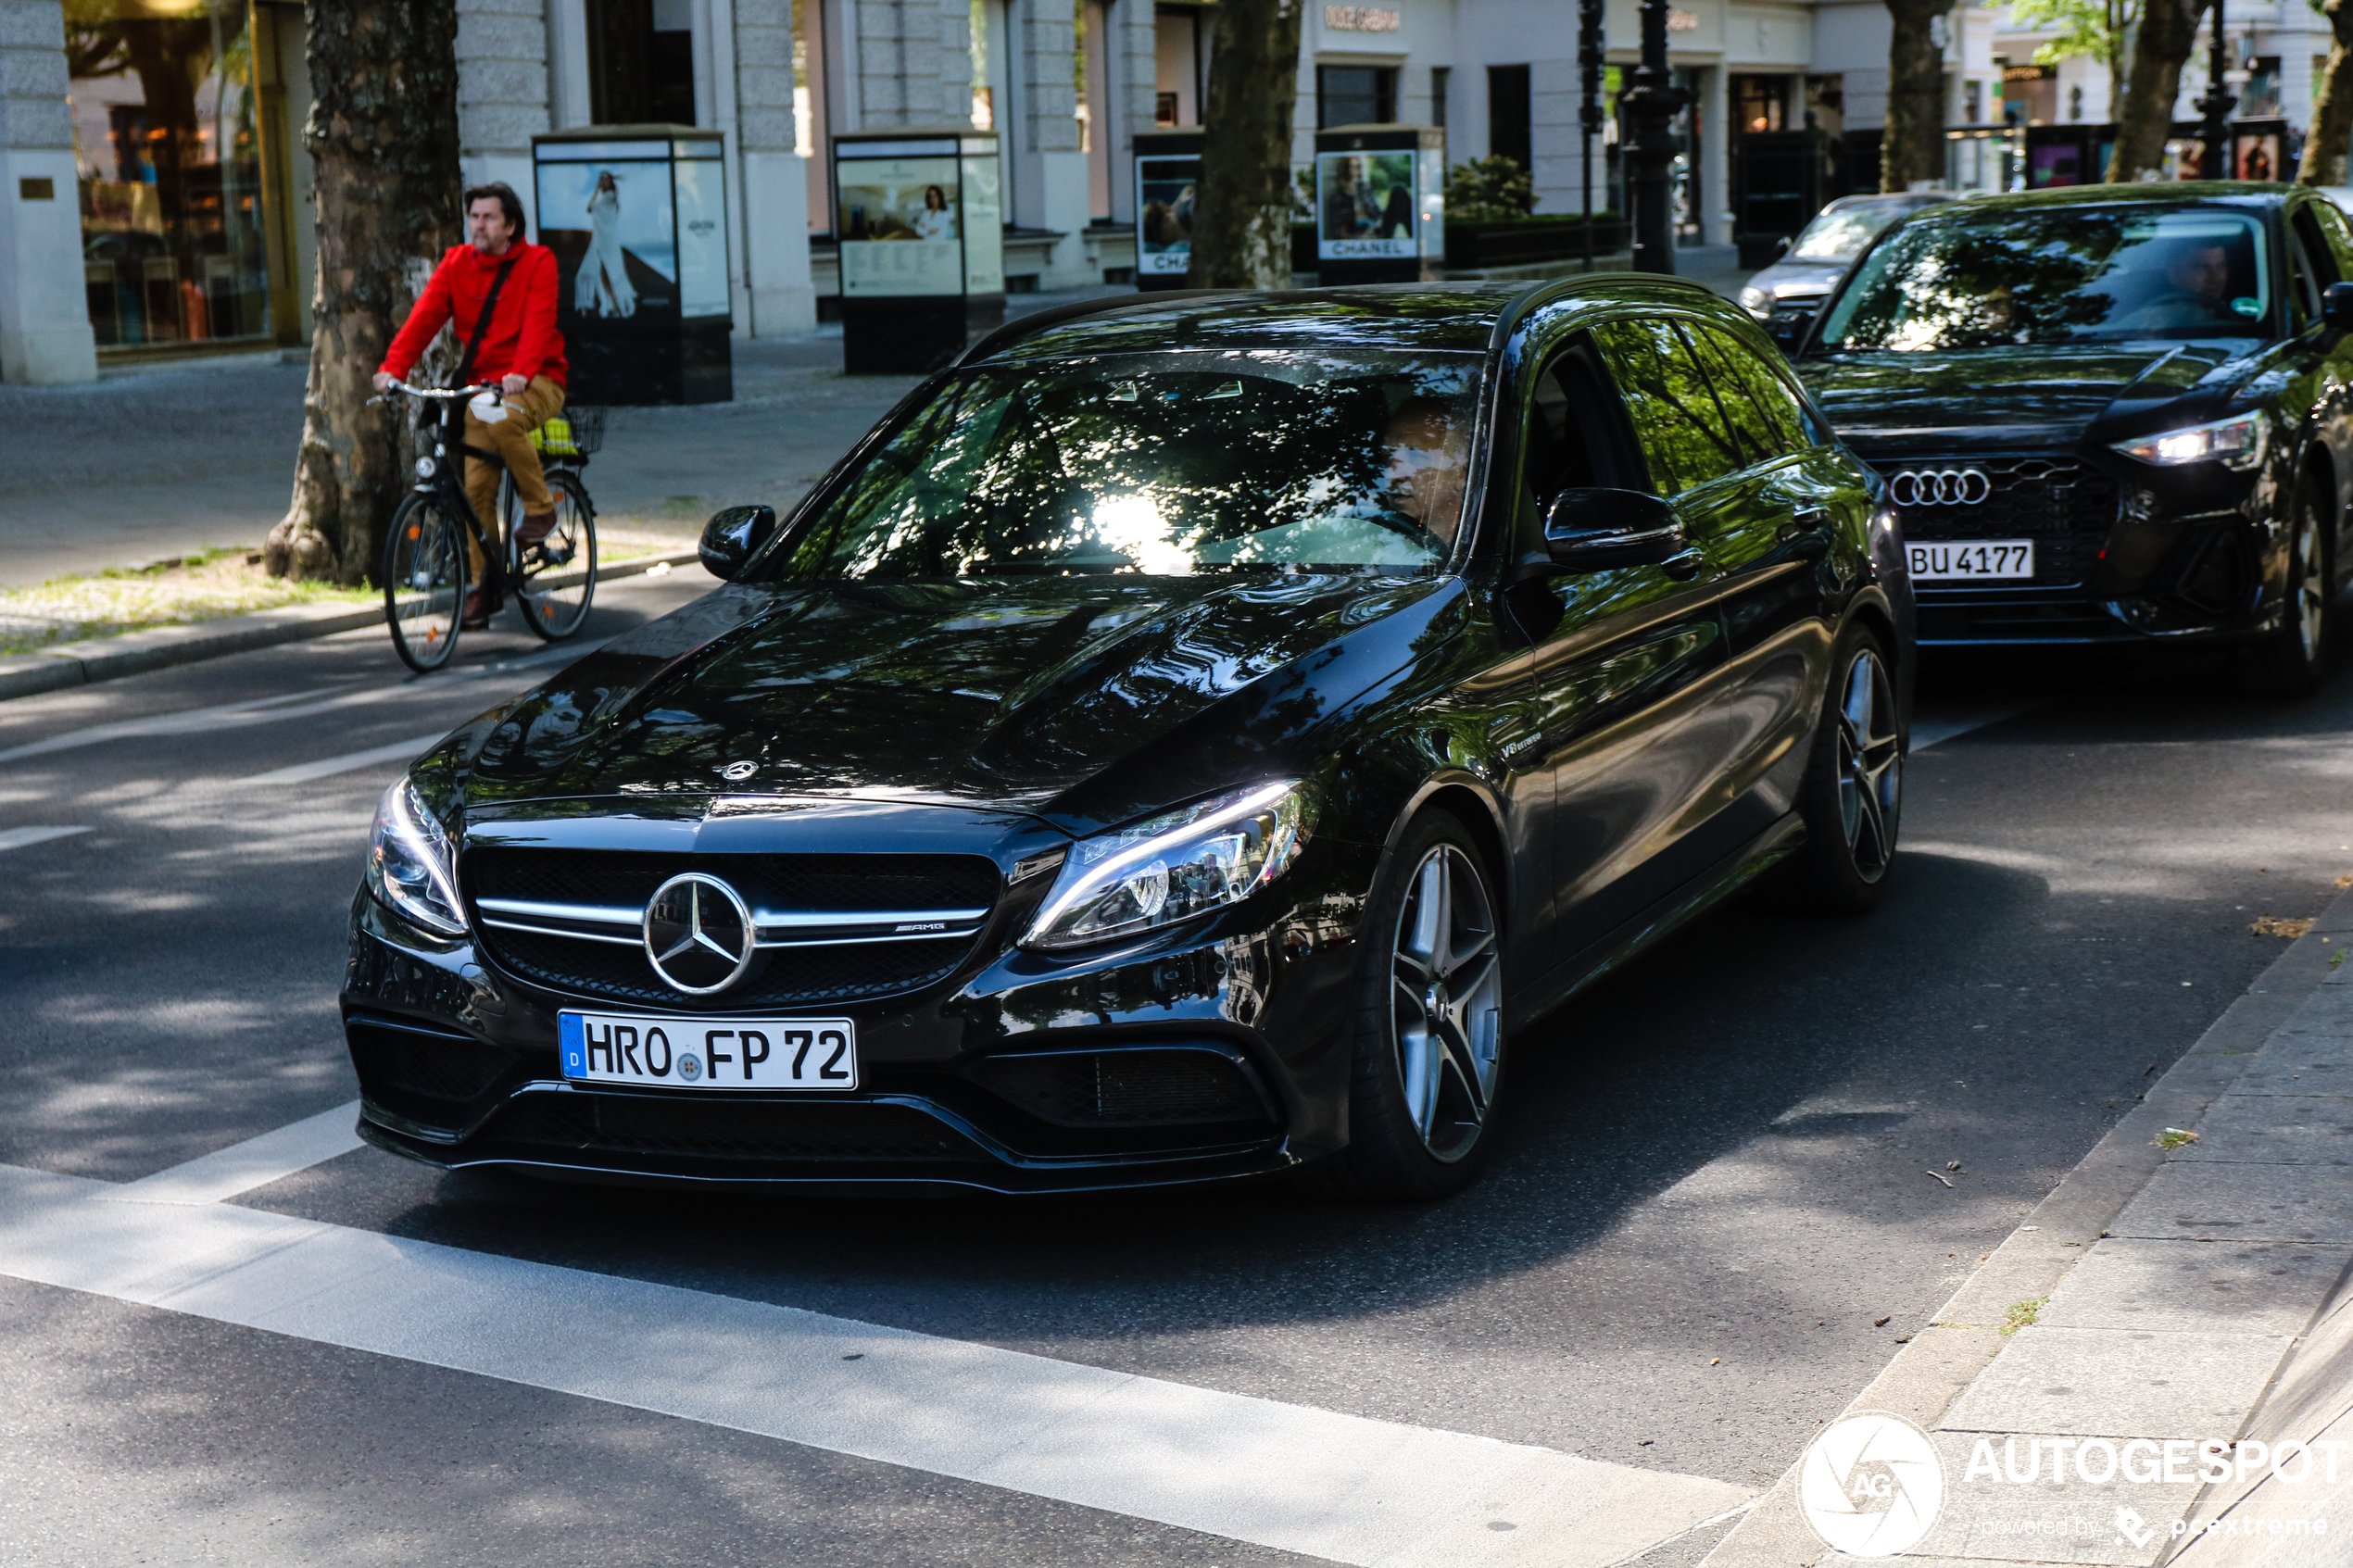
[2239,475,2334,699]
[1776,624,1903,914]
[1305,810,1507,1201]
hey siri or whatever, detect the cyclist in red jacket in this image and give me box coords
[375,182,570,627]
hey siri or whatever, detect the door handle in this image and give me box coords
[1661,546,1706,581]
[1782,507,1832,560]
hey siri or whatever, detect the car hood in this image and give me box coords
[456,572,1464,828]
[1800,341,2257,454]
[1746,260,1849,300]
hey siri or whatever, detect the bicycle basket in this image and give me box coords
[530,405,605,457]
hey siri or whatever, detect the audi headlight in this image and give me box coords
[365,776,467,937]
[2111,412,2266,471]
[1023,781,1315,952]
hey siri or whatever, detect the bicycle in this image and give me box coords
[375,380,601,672]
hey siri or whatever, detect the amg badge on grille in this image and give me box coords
[642,872,758,995]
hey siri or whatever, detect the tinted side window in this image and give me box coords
[1696,325,1811,458]
[1516,340,1642,553]
[2291,208,2340,332]
[1592,319,1746,494]
[2314,200,2353,272]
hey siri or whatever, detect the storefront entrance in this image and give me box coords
[66,0,279,353]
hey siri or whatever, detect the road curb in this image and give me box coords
[1699,883,2353,1567]
[0,551,699,704]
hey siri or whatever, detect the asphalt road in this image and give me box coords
[3,571,2350,1566]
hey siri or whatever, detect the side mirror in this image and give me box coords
[2324,282,2353,331]
[699,504,779,581]
[1774,235,1792,257]
[1767,307,1817,351]
[1524,488,1696,577]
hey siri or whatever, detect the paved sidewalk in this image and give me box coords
[1705,891,2353,1563]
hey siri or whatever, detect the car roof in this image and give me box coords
[1897,181,2293,219]
[965,276,1728,365]
[1823,193,1950,212]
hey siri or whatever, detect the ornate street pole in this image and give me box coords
[2196,0,2236,180]
[1623,0,1689,273]
[1579,0,1604,273]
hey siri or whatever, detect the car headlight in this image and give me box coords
[365,776,467,937]
[2110,412,2267,471]
[1023,781,1315,951]
[1739,284,1768,313]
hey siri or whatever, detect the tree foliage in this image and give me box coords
[2304,0,2353,186]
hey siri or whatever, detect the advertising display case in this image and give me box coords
[1132,130,1204,291]
[833,129,1004,373]
[1312,125,1445,285]
[534,126,733,405]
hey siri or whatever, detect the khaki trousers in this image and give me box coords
[461,374,566,580]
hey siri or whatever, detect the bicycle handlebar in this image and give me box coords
[375,380,499,403]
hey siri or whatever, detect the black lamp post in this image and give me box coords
[2196,0,2236,180]
[1623,0,1688,274]
[1579,0,1604,273]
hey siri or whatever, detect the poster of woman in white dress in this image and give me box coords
[578,170,639,318]
[535,155,678,322]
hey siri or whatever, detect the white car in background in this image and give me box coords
[1739,192,1955,326]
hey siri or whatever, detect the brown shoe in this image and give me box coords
[460,589,490,630]
[516,508,558,545]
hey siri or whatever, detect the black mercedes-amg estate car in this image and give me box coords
[346,279,1910,1198]
[1785,183,2351,692]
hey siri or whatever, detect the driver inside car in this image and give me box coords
[1383,398,1472,546]
[2120,238,2236,331]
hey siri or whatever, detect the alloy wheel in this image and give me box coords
[1836,647,1902,881]
[2295,500,2327,664]
[1389,844,1503,1162]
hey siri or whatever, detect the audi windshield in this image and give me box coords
[771,350,1485,580]
[1818,205,2274,349]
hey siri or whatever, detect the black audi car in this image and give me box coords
[346,280,1909,1198]
[1783,183,2350,692]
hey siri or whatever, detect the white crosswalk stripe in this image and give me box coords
[0,1153,1749,1567]
[235,734,449,786]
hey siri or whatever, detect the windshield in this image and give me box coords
[770,350,1485,580]
[1790,203,1917,262]
[1818,205,2273,349]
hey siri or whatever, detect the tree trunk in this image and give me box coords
[1881,0,1952,193]
[2303,0,2353,186]
[265,0,463,584]
[2107,0,2203,183]
[1185,0,1305,290]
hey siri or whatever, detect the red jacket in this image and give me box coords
[381,242,569,386]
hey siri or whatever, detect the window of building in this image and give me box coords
[1155,6,1203,127]
[1730,75,1785,134]
[2244,57,2283,119]
[1429,66,1449,130]
[1317,65,1396,129]
[66,0,277,349]
[588,0,697,125]
[1487,63,1530,169]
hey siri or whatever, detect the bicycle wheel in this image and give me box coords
[512,467,598,641]
[383,493,467,672]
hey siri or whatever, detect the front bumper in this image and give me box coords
[340,844,1373,1192]
[1869,445,2290,647]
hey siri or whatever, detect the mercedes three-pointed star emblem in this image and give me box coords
[641,872,757,995]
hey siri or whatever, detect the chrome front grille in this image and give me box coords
[1882,454,2119,588]
[465,848,1002,1009]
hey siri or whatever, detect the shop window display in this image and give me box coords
[66,0,272,349]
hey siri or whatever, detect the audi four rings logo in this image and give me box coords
[1887,468,1992,507]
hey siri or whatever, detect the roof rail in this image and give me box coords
[954,289,1252,367]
